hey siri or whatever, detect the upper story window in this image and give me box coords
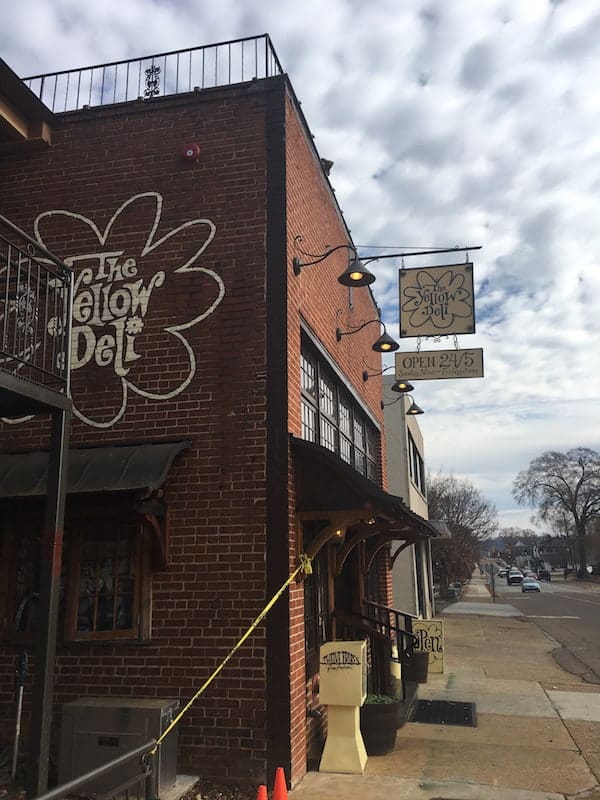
[408,431,426,496]
[300,343,380,482]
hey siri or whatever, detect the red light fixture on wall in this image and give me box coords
[182,143,201,161]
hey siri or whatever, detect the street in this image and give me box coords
[493,577,600,682]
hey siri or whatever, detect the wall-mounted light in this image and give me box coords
[292,237,375,287]
[406,398,425,415]
[331,527,346,545]
[362,364,394,382]
[381,395,424,415]
[391,379,414,393]
[336,319,399,353]
[362,366,414,393]
[292,237,483,289]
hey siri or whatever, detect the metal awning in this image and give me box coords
[291,436,439,571]
[291,436,438,537]
[0,440,190,498]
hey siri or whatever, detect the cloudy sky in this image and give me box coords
[3,0,599,532]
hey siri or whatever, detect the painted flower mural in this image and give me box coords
[21,192,225,427]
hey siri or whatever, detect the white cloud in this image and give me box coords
[2,0,599,528]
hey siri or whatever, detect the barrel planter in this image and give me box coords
[359,695,399,755]
[402,650,429,683]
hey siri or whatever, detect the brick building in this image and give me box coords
[0,37,438,792]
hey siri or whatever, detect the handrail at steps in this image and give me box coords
[362,600,419,660]
[31,739,157,800]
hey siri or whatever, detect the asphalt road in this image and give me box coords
[493,577,600,683]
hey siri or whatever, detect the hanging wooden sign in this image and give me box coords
[399,263,475,337]
[395,348,484,380]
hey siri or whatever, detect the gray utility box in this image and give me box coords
[59,697,179,796]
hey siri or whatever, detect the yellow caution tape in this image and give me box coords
[153,552,313,752]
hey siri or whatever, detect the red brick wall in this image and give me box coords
[0,75,392,789]
[0,84,273,782]
[283,89,387,782]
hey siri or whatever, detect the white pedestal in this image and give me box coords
[318,705,367,774]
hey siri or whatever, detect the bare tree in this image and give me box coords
[428,473,498,583]
[513,448,600,577]
[427,473,498,540]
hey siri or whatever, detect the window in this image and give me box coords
[300,342,380,481]
[339,398,352,464]
[0,520,45,640]
[66,524,143,641]
[408,431,426,496]
[14,528,41,634]
[0,508,153,643]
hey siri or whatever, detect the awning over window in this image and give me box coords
[0,440,190,498]
[291,436,439,570]
[292,436,438,536]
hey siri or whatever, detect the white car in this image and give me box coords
[521,577,541,592]
[507,569,524,585]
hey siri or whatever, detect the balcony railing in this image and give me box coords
[23,35,284,113]
[0,214,72,394]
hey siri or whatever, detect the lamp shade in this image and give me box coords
[391,379,414,393]
[371,331,399,352]
[338,257,376,287]
[406,399,424,415]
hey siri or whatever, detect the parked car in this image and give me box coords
[537,569,551,582]
[521,577,541,592]
[507,569,524,585]
[446,583,462,600]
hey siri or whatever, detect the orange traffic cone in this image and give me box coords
[256,785,268,800]
[273,767,288,800]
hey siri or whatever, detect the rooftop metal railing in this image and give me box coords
[23,34,284,113]
[0,214,72,393]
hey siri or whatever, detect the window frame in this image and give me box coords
[300,344,380,482]
[65,520,146,643]
[0,514,45,643]
[407,431,426,497]
[0,504,154,644]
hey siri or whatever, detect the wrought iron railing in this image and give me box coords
[23,35,284,113]
[362,600,418,662]
[0,214,73,393]
[335,601,419,696]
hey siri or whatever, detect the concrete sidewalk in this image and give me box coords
[290,576,600,800]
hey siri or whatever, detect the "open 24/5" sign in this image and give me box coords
[395,348,484,381]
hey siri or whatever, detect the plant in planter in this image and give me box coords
[359,694,400,755]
